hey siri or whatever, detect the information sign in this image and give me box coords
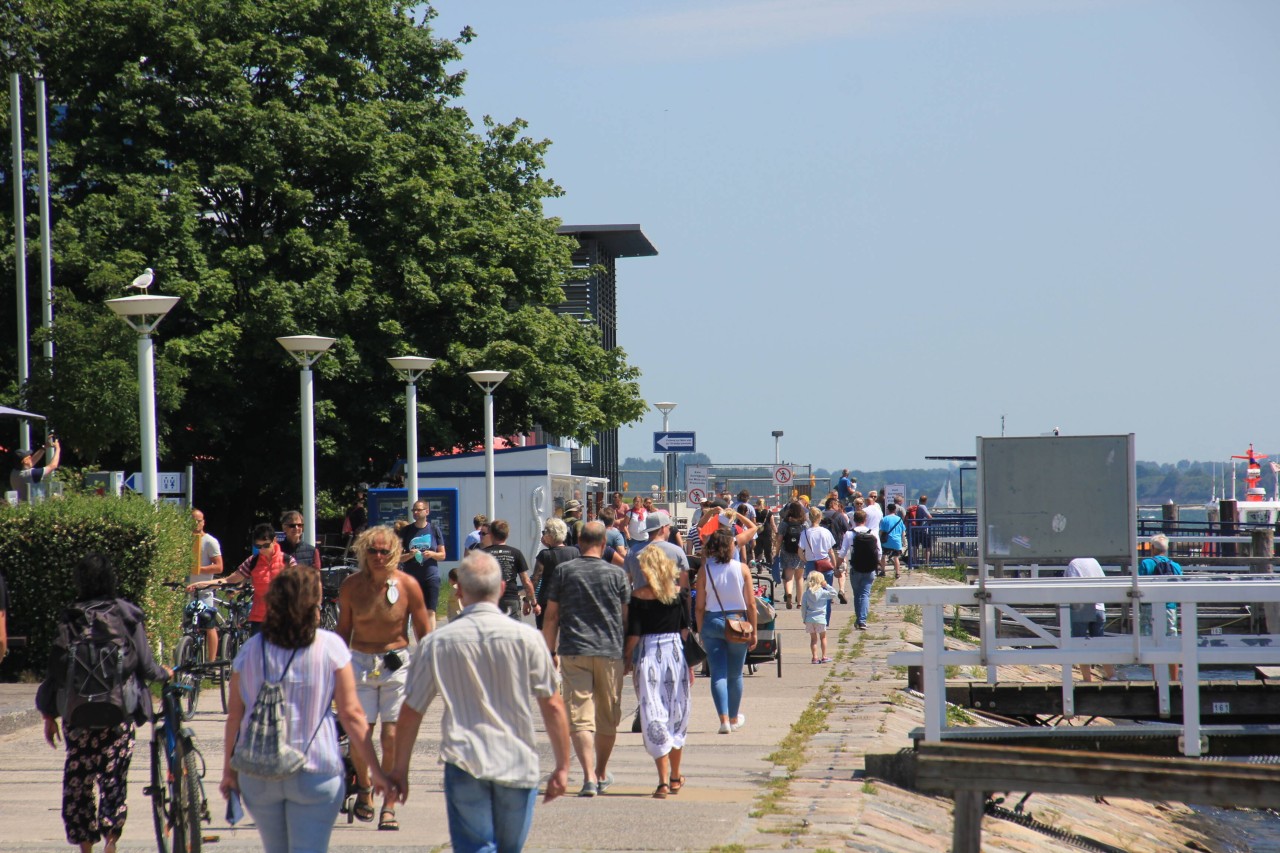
[685,464,709,508]
[653,431,696,453]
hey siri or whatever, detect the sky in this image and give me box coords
[430,0,1280,472]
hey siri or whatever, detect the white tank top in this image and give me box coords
[704,558,748,612]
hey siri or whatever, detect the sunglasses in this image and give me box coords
[367,547,392,556]
[284,522,303,529]
[254,541,272,549]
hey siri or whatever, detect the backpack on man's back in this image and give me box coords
[851,530,880,573]
[55,600,137,729]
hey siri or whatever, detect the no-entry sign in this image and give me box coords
[773,466,794,487]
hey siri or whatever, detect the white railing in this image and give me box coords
[886,575,1280,756]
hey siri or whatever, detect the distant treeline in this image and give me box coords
[620,456,1247,507]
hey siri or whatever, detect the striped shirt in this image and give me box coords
[233,630,350,776]
[403,601,559,788]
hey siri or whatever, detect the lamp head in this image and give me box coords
[388,356,436,382]
[277,335,337,367]
[653,401,677,415]
[106,295,180,334]
[468,370,509,393]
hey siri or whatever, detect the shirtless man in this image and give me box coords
[336,525,431,831]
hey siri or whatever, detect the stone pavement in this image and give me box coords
[0,574,1220,852]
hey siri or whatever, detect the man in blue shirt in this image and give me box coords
[879,503,906,579]
[836,469,855,504]
[1138,533,1182,680]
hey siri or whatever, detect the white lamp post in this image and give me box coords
[277,335,336,547]
[107,294,180,503]
[654,402,677,513]
[467,370,509,521]
[772,429,784,465]
[387,356,436,512]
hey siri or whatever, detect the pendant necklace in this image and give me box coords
[386,577,400,605]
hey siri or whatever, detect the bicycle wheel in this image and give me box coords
[320,600,339,632]
[149,735,172,853]
[172,738,204,853]
[175,636,201,719]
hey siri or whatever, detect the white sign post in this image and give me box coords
[885,483,907,507]
[686,464,709,509]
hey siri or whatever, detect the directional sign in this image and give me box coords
[653,431,696,453]
[125,471,186,494]
[773,466,794,487]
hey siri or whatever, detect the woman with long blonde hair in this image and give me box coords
[623,546,693,798]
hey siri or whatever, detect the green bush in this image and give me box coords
[0,493,191,679]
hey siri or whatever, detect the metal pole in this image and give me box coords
[774,435,780,465]
[138,333,158,503]
[35,74,51,365]
[483,389,496,520]
[405,379,418,509]
[10,73,30,451]
[301,366,316,546]
[661,409,670,514]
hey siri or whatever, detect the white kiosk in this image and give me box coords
[415,444,608,566]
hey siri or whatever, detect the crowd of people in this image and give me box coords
[29,479,928,852]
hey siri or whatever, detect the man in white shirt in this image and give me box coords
[189,509,224,660]
[391,550,570,850]
[863,491,883,532]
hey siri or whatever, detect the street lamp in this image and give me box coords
[654,402,677,513]
[772,430,784,465]
[277,335,336,547]
[107,294,180,503]
[387,356,436,512]
[468,370,509,521]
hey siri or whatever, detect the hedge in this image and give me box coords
[0,493,191,679]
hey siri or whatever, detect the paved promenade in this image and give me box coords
[0,575,1220,852]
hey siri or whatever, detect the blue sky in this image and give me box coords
[431,1,1280,471]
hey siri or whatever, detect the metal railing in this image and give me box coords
[886,574,1280,756]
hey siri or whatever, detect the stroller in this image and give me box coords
[746,568,782,677]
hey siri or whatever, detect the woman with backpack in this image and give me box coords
[222,565,392,852]
[37,553,170,853]
[776,501,807,609]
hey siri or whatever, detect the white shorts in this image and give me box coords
[804,622,827,635]
[351,648,410,724]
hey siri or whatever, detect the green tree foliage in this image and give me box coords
[0,0,645,526]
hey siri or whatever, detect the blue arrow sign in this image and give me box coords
[653,431,696,453]
[125,472,141,492]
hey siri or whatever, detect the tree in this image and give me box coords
[0,0,646,533]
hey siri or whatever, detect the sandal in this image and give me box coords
[352,789,375,823]
[378,807,399,831]
[669,776,685,794]
[653,783,670,800]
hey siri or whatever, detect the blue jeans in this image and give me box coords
[701,611,750,718]
[853,571,874,625]
[444,762,538,853]
[239,770,343,853]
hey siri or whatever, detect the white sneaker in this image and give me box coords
[718,721,731,734]
[732,714,746,731]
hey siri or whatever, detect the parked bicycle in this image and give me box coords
[320,562,357,632]
[217,586,253,674]
[146,660,220,853]
[163,583,227,717]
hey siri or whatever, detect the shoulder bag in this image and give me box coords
[707,561,755,644]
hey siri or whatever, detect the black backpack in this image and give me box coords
[56,600,137,729]
[564,519,584,548]
[781,522,803,555]
[851,530,880,573]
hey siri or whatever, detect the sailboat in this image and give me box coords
[935,478,956,510]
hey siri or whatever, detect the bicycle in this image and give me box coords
[320,562,356,631]
[164,583,231,717]
[218,586,253,669]
[146,660,220,853]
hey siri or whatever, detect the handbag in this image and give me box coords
[815,558,835,573]
[682,632,708,667]
[706,560,755,644]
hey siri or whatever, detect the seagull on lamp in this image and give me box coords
[127,267,155,292]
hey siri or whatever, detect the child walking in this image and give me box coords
[802,570,838,663]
